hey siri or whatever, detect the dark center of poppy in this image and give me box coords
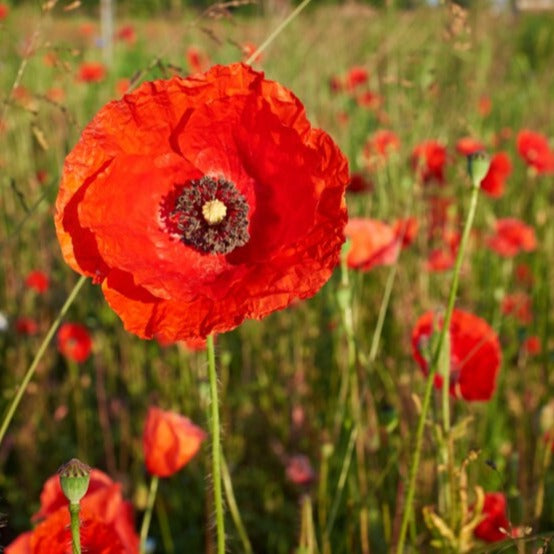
[167,176,250,255]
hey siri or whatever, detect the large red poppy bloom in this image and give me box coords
[411,309,501,401]
[516,129,554,174]
[6,469,138,554]
[486,218,537,257]
[143,406,206,477]
[474,492,512,543]
[55,63,348,342]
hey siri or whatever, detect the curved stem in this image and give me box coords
[0,274,88,447]
[396,179,481,553]
[207,334,225,554]
[140,475,159,554]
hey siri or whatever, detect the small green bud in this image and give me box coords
[467,150,490,187]
[58,458,91,505]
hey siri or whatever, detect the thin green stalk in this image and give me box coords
[69,359,87,459]
[155,497,175,554]
[222,455,253,554]
[140,475,159,554]
[207,334,225,554]
[396,173,482,553]
[245,0,312,66]
[0,274,88,446]
[69,503,82,554]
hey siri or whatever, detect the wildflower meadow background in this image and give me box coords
[1,0,554,552]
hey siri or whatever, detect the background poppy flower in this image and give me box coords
[344,66,368,90]
[411,309,501,401]
[480,152,511,198]
[347,172,372,194]
[25,270,49,294]
[474,492,511,542]
[143,406,206,477]
[286,454,315,486]
[523,335,541,355]
[411,140,447,184]
[54,63,348,342]
[345,218,401,271]
[77,61,106,83]
[15,317,38,336]
[57,322,92,363]
[486,218,537,257]
[501,292,532,325]
[516,129,554,174]
[363,129,400,169]
[455,137,484,156]
[0,3,9,20]
[116,24,136,44]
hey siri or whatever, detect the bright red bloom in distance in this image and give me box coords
[516,129,554,174]
[77,61,106,83]
[345,66,368,90]
[480,152,511,198]
[25,270,49,294]
[524,335,541,355]
[412,309,501,401]
[478,95,492,117]
[501,292,532,325]
[116,24,136,44]
[411,140,447,184]
[474,492,511,543]
[356,91,382,110]
[486,218,537,257]
[57,323,92,362]
[345,218,401,271]
[54,63,348,342]
[0,3,9,20]
[143,406,206,477]
[6,469,138,554]
[455,137,484,156]
[15,317,38,336]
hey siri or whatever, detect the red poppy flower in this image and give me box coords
[6,469,138,554]
[501,292,532,325]
[516,129,554,174]
[515,263,533,286]
[426,248,455,272]
[411,309,501,401]
[478,95,492,117]
[116,24,136,44]
[347,172,372,194]
[329,75,343,93]
[143,406,206,477]
[455,137,484,156]
[186,46,210,74]
[54,63,348,342]
[392,217,418,248]
[15,317,38,336]
[480,152,511,198]
[474,492,511,543]
[345,218,401,271]
[0,3,9,20]
[78,22,95,37]
[36,169,49,184]
[427,196,453,238]
[45,87,66,103]
[524,335,541,355]
[411,140,447,184]
[57,323,92,363]
[345,66,368,91]
[286,454,315,486]
[25,270,49,294]
[486,218,537,257]
[363,129,400,169]
[356,90,382,110]
[77,62,106,83]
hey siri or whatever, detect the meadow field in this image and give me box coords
[1,0,554,552]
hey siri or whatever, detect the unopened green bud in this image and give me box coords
[467,150,490,187]
[58,458,91,505]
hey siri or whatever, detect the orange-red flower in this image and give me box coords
[392,217,418,248]
[411,140,447,184]
[356,90,382,110]
[54,63,348,342]
[486,218,537,257]
[474,492,512,543]
[6,469,138,554]
[16,317,38,336]
[478,95,492,117]
[455,137,484,156]
[480,152,511,198]
[115,78,131,97]
[363,129,400,169]
[143,406,206,477]
[77,61,106,83]
[524,335,541,355]
[501,292,532,325]
[412,309,501,401]
[25,270,49,294]
[516,129,554,174]
[0,3,9,20]
[57,323,92,362]
[116,24,136,44]
[345,66,368,90]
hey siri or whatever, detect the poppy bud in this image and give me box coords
[58,458,91,504]
[467,151,490,186]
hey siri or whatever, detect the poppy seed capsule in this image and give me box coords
[467,150,490,186]
[58,458,91,504]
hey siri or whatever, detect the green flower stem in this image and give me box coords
[396,177,482,553]
[0,274,88,447]
[69,502,82,554]
[140,474,159,554]
[207,334,225,554]
[68,359,87,459]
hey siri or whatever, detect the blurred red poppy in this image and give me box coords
[25,270,49,294]
[426,248,455,272]
[455,137,484,156]
[116,24,136,44]
[0,3,9,19]
[347,172,372,194]
[411,140,447,184]
[412,309,501,401]
[77,62,106,83]
[286,454,315,486]
[345,218,401,271]
[524,335,541,355]
[78,22,95,37]
[486,218,536,257]
[517,129,554,174]
[345,66,368,90]
[356,90,382,110]
[15,317,38,336]
[363,129,400,169]
[115,78,131,97]
[55,63,348,342]
[480,152,511,198]
[186,46,210,74]
[478,95,492,117]
[515,263,533,286]
[392,217,418,248]
[474,492,511,543]
[57,323,92,363]
[329,75,343,93]
[501,292,532,325]
[143,406,206,477]
[45,87,66,103]
[6,469,138,554]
